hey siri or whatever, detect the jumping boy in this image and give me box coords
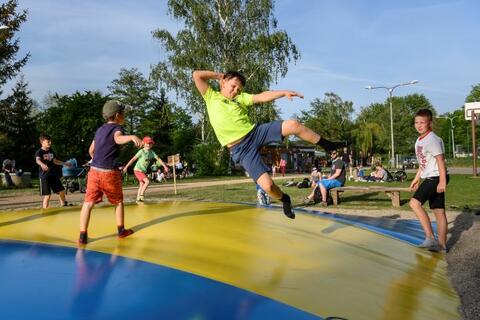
[409,109,448,252]
[122,136,169,202]
[35,134,71,208]
[193,70,345,219]
[78,100,142,245]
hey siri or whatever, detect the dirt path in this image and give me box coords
[0,175,308,211]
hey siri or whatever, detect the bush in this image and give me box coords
[191,142,230,176]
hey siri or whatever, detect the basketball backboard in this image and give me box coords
[464,102,480,120]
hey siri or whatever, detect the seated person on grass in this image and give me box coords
[315,150,346,206]
[365,162,388,182]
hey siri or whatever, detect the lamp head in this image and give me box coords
[410,80,419,84]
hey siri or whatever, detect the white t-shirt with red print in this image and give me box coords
[415,131,445,179]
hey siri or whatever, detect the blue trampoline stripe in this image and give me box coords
[0,240,321,320]
[230,201,430,246]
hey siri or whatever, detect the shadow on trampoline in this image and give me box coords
[87,204,251,243]
[0,206,77,228]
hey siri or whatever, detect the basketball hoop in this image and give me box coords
[465,102,480,121]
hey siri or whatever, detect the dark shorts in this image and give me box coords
[413,175,449,209]
[231,121,283,182]
[39,175,65,196]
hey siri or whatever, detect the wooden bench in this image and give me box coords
[329,186,412,207]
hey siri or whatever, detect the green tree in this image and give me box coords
[351,120,384,157]
[355,103,388,155]
[150,0,300,141]
[108,68,154,134]
[0,0,34,170]
[0,77,37,172]
[355,94,434,158]
[36,91,107,165]
[0,0,29,91]
[435,109,467,158]
[167,106,197,160]
[297,92,354,142]
[465,83,480,103]
[138,88,197,161]
[395,94,435,155]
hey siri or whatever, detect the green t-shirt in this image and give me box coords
[202,87,255,146]
[134,149,158,172]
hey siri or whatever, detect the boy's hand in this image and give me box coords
[285,91,304,100]
[131,136,143,147]
[40,164,49,171]
[410,179,419,191]
[64,162,73,168]
[437,181,446,193]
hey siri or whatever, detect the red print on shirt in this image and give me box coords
[416,145,426,170]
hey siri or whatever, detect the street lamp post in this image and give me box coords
[437,115,459,158]
[365,80,419,168]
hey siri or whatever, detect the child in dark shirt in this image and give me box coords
[78,100,142,245]
[35,134,71,208]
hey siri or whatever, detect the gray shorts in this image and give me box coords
[230,121,283,182]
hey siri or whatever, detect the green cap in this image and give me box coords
[102,100,125,119]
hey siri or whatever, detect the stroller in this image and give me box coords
[385,168,407,182]
[62,159,89,194]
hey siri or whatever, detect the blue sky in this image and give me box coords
[13,0,480,119]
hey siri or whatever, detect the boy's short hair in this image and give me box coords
[39,134,51,142]
[223,71,246,87]
[415,108,433,121]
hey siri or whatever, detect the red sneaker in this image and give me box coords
[118,228,134,239]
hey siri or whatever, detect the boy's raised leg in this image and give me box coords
[257,173,295,219]
[281,120,346,151]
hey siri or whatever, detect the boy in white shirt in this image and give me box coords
[409,109,448,252]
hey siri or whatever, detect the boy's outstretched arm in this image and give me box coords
[253,90,304,104]
[114,131,143,147]
[155,156,169,172]
[193,70,223,96]
[122,155,138,174]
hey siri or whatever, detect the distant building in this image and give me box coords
[259,140,326,174]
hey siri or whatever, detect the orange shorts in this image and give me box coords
[85,168,123,204]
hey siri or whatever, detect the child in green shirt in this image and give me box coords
[193,70,345,219]
[123,136,169,202]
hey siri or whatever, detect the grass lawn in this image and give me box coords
[2,174,479,210]
[152,174,480,210]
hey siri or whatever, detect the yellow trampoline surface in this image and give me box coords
[0,201,459,319]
